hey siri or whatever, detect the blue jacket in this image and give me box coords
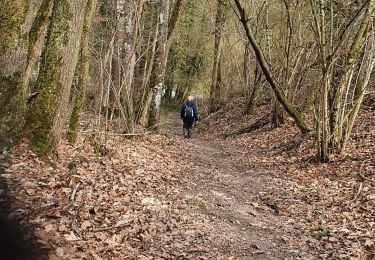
[181,101,198,123]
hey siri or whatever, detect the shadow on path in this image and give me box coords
[0,170,49,259]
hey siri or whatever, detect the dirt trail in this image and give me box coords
[163,113,314,259]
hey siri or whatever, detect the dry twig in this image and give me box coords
[350,182,363,204]
[70,183,81,201]
[358,160,375,185]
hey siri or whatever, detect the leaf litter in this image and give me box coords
[197,96,375,259]
[1,95,374,259]
[1,135,213,259]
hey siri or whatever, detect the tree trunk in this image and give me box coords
[0,0,31,149]
[139,89,153,127]
[147,0,186,129]
[109,0,126,120]
[136,11,159,126]
[28,0,88,155]
[121,0,146,133]
[67,0,97,144]
[147,0,170,128]
[209,0,226,113]
[166,0,186,52]
[21,0,54,100]
[343,26,375,150]
[271,93,284,128]
[245,61,262,114]
[329,0,374,150]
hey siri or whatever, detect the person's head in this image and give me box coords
[187,96,194,102]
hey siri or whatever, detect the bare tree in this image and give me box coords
[234,0,311,134]
[310,0,375,160]
[209,0,227,113]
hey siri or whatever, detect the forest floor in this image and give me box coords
[160,112,316,259]
[0,99,374,259]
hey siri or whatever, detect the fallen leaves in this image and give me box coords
[198,96,375,259]
[1,135,213,259]
[1,100,374,258]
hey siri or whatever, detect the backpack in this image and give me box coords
[184,104,194,118]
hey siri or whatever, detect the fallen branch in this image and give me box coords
[80,130,148,137]
[358,159,375,185]
[93,222,130,232]
[359,173,375,185]
[70,183,81,201]
[201,106,225,122]
[351,182,363,204]
[224,114,270,137]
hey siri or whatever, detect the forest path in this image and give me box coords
[161,112,313,259]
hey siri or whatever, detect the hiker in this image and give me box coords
[180,96,199,139]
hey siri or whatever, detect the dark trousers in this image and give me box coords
[183,121,193,138]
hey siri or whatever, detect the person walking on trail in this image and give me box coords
[181,96,199,139]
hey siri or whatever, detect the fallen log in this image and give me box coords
[224,114,270,137]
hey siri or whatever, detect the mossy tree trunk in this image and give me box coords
[0,0,31,149]
[27,0,88,155]
[21,0,54,99]
[67,0,97,144]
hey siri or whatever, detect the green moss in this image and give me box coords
[0,0,29,52]
[0,76,22,148]
[27,0,72,155]
[28,0,52,56]
[0,77,18,116]
[309,225,331,240]
[0,0,30,150]
[67,62,83,144]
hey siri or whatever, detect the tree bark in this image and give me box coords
[109,0,126,120]
[137,11,159,126]
[67,0,97,144]
[28,0,88,155]
[225,114,270,137]
[22,0,54,99]
[209,0,226,113]
[245,61,262,114]
[148,0,170,128]
[166,0,186,52]
[0,0,31,149]
[342,25,375,150]
[121,0,146,132]
[330,0,374,149]
[147,0,186,128]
